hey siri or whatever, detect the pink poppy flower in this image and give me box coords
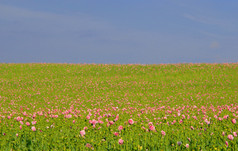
[185,144,189,148]
[149,125,155,131]
[92,119,98,125]
[223,115,228,119]
[98,120,104,124]
[65,114,72,118]
[16,116,21,121]
[114,132,119,136]
[118,125,123,131]
[148,122,153,126]
[233,132,237,137]
[118,139,124,145]
[80,130,86,137]
[149,125,156,131]
[225,141,228,147]
[128,119,134,125]
[26,122,30,126]
[182,115,185,119]
[228,135,234,140]
[31,126,36,131]
[232,119,236,124]
[109,121,114,126]
[114,114,119,121]
[161,130,166,136]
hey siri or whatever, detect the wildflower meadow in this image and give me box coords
[0,63,237,150]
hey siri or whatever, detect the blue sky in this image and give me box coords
[1,0,238,64]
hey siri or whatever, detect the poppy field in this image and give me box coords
[0,63,238,150]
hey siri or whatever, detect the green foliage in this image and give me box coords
[0,63,237,150]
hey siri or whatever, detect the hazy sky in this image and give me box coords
[1,0,238,64]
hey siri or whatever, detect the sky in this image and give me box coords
[0,0,238,64]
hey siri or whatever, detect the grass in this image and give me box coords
[0,63,237,150]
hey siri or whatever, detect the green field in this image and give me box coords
[0,63,238,150]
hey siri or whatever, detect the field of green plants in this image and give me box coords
[0,63,237,150]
